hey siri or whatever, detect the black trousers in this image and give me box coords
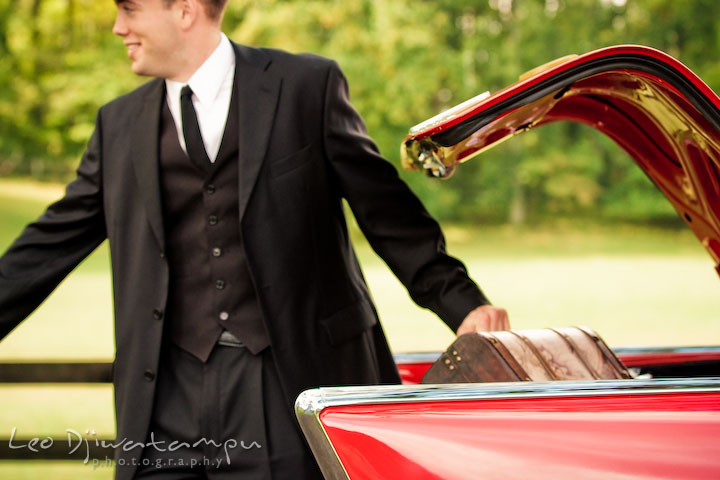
[130,342,323,479]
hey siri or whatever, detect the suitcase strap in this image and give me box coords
[577,326,632,379]
[550,327,601,380]
[509,330,559,380]
[483,332,532,381]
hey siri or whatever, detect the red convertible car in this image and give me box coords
[295,46,720,479]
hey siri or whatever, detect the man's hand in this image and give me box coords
[456,305,510,336]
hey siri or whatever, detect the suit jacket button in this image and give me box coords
[152,309,164,320]
[208,215,218,226]
[144,370,155,381]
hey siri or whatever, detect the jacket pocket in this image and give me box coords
[319,299,378,346]
[269,143,313,178]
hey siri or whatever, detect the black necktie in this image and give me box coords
[180,85,211,166]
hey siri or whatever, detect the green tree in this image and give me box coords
[1,0,718,224]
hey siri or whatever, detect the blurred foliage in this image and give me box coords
[0,0,718,224]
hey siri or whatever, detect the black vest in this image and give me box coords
[158,85,270,361]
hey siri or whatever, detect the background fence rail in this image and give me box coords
[0,362,114,461]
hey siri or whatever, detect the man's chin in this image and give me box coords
[130,61,156,78]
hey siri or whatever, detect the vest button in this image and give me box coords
[215,279,226,290]
[212,247,222,257]
[152,309,164,320]
[206,184,216,194]
[144,370,155,381]
[219,311,229,321]
[209,215,218,226]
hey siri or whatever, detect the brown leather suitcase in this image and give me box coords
[422,326,631,384]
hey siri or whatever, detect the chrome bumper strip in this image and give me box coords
[295,377,720,479]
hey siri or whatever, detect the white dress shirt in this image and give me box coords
[165,33,235,163]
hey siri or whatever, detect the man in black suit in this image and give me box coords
[0,0,509,478]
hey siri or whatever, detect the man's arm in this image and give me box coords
[0,113,107,339]
[320,61,508,334]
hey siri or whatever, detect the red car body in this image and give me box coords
[296,46,720,479]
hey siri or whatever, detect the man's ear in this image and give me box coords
[177,0,201,29]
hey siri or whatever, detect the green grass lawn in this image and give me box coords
[1,178,719,478]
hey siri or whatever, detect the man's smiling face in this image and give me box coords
[113,0,185,80]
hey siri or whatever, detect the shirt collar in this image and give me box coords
[166,33,235,106]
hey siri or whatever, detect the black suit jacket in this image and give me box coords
[0,42,488,474]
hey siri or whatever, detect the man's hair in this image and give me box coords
[114,1,229,20]
[162,0,229,21]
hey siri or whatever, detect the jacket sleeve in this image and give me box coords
[320,61,489,332]
[0,112,107,339]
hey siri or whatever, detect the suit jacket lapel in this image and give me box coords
[129,79,165,250]
[231,43,281,224]
[126,44,279,247]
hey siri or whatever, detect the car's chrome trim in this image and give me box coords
[613,346,720,355]
[297,377,720,412]
[295,377,720,477]
[295,394,350,480]
[393,352,441,364]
